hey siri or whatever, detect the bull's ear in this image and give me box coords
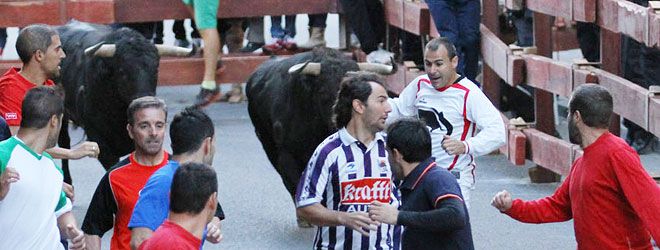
[83,42,106,57]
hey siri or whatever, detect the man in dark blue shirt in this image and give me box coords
[370,118,474,249]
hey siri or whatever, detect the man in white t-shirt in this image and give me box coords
[387,37,506,208]
[0,86,85,250]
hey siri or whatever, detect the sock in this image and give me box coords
[201,80,217,90]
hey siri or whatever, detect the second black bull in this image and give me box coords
[56,20,192,183]
[247,48,395,207]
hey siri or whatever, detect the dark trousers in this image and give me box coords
[174,19,201,40]
[271,15,297,38]
[339,0,385,54]
[576,22,600,62]
[400,30,424,66]
[308,14,327,28]
[426,0,481,82]
[0,28,6,50]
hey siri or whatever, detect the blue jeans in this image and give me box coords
[270,15,296,39]
[427,0,480,82]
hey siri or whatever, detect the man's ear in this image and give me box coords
[352,99,364,114]
[392,148,403,162]
[207,192,218,210]
[33,50,45,63]
[451,55,459,69]
[574,110,583,123]
[126,124,134,139]
[204,137,213,154]
[49,114,60,129]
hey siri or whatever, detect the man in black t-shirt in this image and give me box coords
[369,119,474,250]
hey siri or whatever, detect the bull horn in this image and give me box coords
[357,63,395,75]
[288,62,321,75]
[84,43,115,57]
[155,45,194,57]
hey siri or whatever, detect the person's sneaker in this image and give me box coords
[175,39,190,48]
[193,87,222,108]
[239,42,264,53]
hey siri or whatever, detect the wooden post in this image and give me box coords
[529,11,561,183]
[600,29,622,136]
[481,0,501,108]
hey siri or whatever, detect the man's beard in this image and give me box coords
[568,115,582,146]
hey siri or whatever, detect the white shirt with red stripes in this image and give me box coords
[387,74,505,187]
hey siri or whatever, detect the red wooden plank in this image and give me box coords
[429,16,439,38]
[480,25,508,82]
[1,56,270,86]
[385,64,406,95]
[523,128,574,176]
[552,27,580,51]
[617,0,648,44]
[158,55,271,85]
[0,60,21,73]
[572,66,599,90]
[0,1,62,27]
[509,129,527,166]
[507,55,525,86]
[66,0,116,24]
[598,0,621,33]
[402,1,430,36]
[573,0,597,22]
[593,68,649,130]
[526,0,572,20]
[649,96,660,137]
[384,0,404,30]
[648,10,660,48]
[522,54,573,97]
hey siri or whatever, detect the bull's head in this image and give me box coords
[82,28,193,104]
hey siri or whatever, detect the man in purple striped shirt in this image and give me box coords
[296,72,402,249]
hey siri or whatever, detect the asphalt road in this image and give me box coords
[62,85,583,250]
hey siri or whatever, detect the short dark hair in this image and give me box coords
[386,119,431,163]
[20,86,64,129]
[170,107,214,155]
[333,72,385,128]
[16,24,58,64]
[127,96,167,125]
[569,84,613,129]
[425,37,457,59]
[170,162,218,214]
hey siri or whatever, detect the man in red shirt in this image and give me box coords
[0,24,98,161]
[139,162,220,250]
[82,96,170,250]
[491,84,660,249]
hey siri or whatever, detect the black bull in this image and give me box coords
[246,47,395,200]
[55,21,190,183]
